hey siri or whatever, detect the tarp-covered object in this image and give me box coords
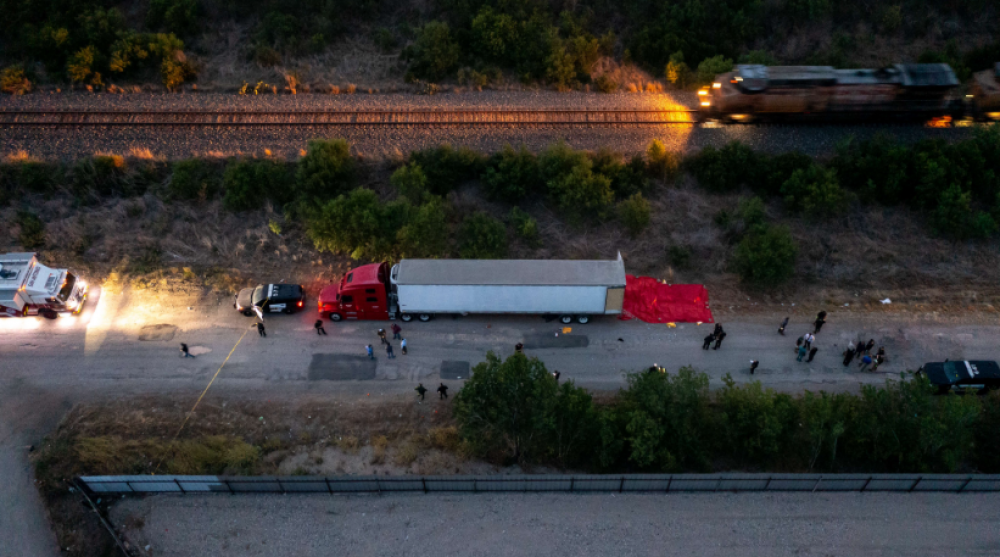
[619,275,714,324]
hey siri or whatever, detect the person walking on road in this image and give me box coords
[401,338,408,355]
[315,320,327,335]
[813,311,827,334]
[179,343,195,358]
[803,333,815,350]
[437,383,449,399]
[807,346,818,363]
[843,342,856,367]
[859,354,873,372]
[712,331,727,350]
[391,323,402,340]
[750,360,759,375]
[797,344,808,362]
[703,333,715,350]
[553,370,561,382]
[864,339,875,355]
[257,322,266,337]
[515,342,524,354]
[714,323,723,338]
[778,317,789,335]
[366,344,374,360]
[386,343,395,359]
[378,328,388,345]
[415,383,427,401]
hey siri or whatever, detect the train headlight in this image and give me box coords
[700,101,711,107]
[712,82,721,89]
[697,89,708,96]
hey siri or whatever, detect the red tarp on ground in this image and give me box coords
[619,275,714,324]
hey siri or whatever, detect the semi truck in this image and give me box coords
[0,252,88,318]
[318,255,627,324]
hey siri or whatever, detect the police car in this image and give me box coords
[235,284,305,316]
[921,360,1000,395]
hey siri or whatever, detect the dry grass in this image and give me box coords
[4,150,34,162]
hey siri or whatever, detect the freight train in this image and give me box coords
[699,62,1000,123]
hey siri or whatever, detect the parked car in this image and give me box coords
[235,284,305,316]
[921,360,1000,395]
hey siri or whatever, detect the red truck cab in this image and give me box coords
[318,262,391,321]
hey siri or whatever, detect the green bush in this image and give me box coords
[397,199,450,258]
[664,51,690,88]
[737,196,768,228]
[15,210,46,249]
[688,141,761,193]
[695,55,733,84]
[780,164,851,218]
[146,0,199,36]
[548,162,614,222]
[390,163,429,203]
[668,245,692,268]
[410,144,485,196]
[296,139,356,200]
[458,213,508,259]
[930,184,998,240]
[732,224,797,288]
[17,161,59,194]
[168,159,220,201]
[404,21,461,82]
[69,155,127,201]
[539,141,589,183]
[482,145,543,203]
[594,74,618,92]
[618,193,652,237]
[646,139,680,183]
[508,207,541,247]
[1,65,32,95]
[223,159,293,211]
[592,148,649,199]
[307,188,410,260]
[717,375,797,467]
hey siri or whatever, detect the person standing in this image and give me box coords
[437,383,449,399]
[415,383,427,401]
[804,333,814,350]
[749,360,759,375]
[515,343,524,354]
[314,320,327,335]
[179,343,195,358]
[257,322,266,337]
[703,333,715,350]
[813,311,827,334]
[401,338,408,355]
[553,370,561,382]
[859,354,873,372]
[366,344,374,360]
[386,343,395,359]
[797,344,808,362]
[796,335,804,351]
[378,328,388,345]
[778,317,789,335]
[807,346,818,362]
[864,339,875,355]
[714,323,723,337]
[712,331,727,350]
[843,342,856,367]
[391,323,402,340]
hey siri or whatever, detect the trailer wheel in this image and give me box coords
[418,314,432,322]
[329,313,342,322]
[576,315,590,324]
[559,315,573,324]
[400,314,413,322]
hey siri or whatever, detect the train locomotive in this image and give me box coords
[699,62,1000,123]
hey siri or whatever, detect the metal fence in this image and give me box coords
[78,473,1000,495]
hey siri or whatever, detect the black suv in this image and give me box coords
[921,360,1000,395]
[235,284,305,316]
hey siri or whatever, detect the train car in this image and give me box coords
[969,62,1000,121]
[699,63,960,122]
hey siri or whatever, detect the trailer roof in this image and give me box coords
[395,256,626,287]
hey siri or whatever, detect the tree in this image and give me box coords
[717,375,798,467]
[452,352,560,464]
[404,21,460,82]
[508,207,541,247]
[307,189,409,260]
[295,139,355,200]
[618,193,652,237]
[223,159,292,211]
[410,144,485,196]
[397,199,449,258]
[482,145,543,203]
[390,163,429,203]
[547,162,614,222]
[930,184,998,240]
[781,164,851,218]
[16,211,46,249]
[646,139,680,183]
[732,224,798,288]
[458,213,508,259]
[665,51,690,88]
[696,55,733,84]
[169,159,220,201]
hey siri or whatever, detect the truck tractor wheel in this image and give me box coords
[560,315,573,324]
[418,314,432,322]
[400,314,413,322]
[40,309,58,320]
[576,315,590,324]
[329,313,342,322]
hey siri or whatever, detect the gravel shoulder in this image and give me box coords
[110,491,1000,557]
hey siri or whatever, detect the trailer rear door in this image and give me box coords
[604,286,624,313]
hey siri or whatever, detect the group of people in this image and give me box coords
[366,324,407,360]
[845,339,885,371]
[702,323,727,350]
[415,382,449,401]
[779,311,886,372]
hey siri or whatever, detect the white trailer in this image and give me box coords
[389,254,626,324]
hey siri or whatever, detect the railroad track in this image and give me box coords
[0,109,699,126]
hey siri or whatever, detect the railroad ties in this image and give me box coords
[0,109,698,127]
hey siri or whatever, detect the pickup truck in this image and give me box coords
[235,284,305,316]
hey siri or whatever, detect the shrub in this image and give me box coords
[70,155,127,201]
[695,55,733,84]
[547,162,614,222]
[594,74,618,93]
[508,207,540,247]
[66,46,97,83]
[780,164,851,218]
[688,141,761,193]
[168,159,220,201]
[146,0,199,36]
[618,193,652,237]
[17,162,59,194]
[15,210,46,249]
[668,245,692,268]
[539,141,589,183]
[397,199,450,258]
[223,159,293,211]
[664,51,690,88]
[410,144,485,196]
[646,140,680,183]
[930,184,998,240]
[482,145,543,203]
[1,66,32,95]
[732,224,797,288]
[296,139,356,200]
[404,21,460,82]
[308,188,410,260]
[717,375,797,467]
[391,163,429,203]
[458,213,508,259]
